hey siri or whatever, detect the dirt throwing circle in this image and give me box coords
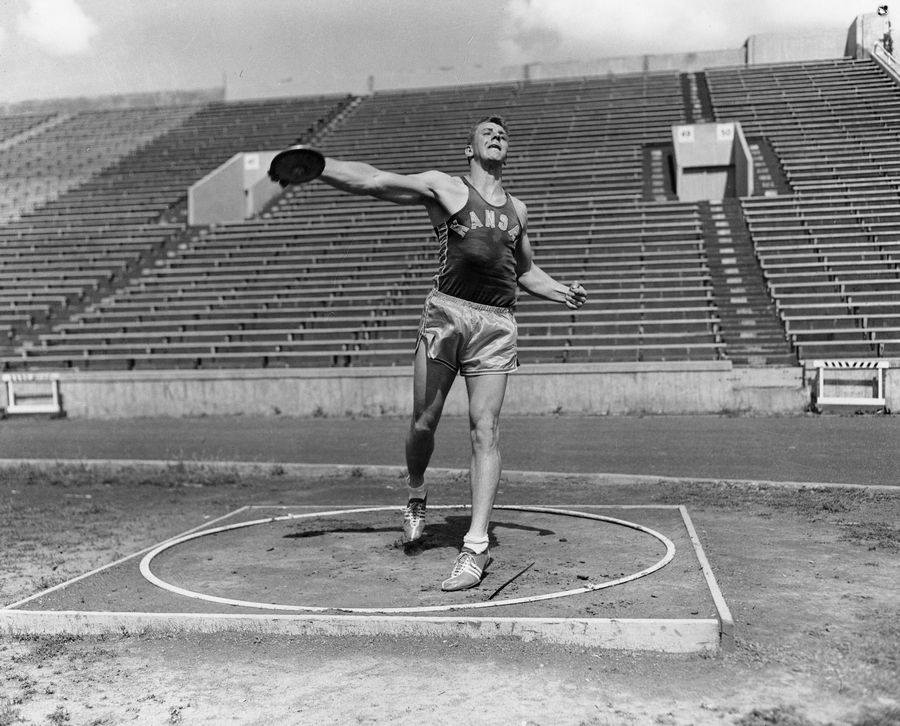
[139,504,675,613]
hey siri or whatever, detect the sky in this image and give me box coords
[0,0,888,104]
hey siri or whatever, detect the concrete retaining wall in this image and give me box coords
[746,29,848,65]
[526,48,747,80]
[847,13,893,59]
[0,363,812,419]
[187,153,245,226]
[280,47,749,99]
[227,16,876,100]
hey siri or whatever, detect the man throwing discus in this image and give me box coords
[271,115,587,591]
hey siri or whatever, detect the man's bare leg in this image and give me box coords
[439,372,508,591]
[462,372,509,549]
[403,344,456,544]
[405,343,457,487]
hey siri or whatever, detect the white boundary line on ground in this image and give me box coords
[218,503,734,644]
[2,506,251,610]
[0,502,722,652]
[0,457,894,491]
[678,505,734,649]
[136,504,677,614]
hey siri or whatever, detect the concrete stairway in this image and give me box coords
[699,199,797,365]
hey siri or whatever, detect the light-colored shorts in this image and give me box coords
[417,290,518,377]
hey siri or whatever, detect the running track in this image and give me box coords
[1,414,896,486]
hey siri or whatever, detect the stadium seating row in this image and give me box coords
[4,57,898,369]
[0,94,353,353]
[706,58,900,360]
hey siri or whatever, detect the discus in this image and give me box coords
[268,145,326,186]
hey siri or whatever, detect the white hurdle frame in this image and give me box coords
[2,372,62,415]
[811,359,889,411]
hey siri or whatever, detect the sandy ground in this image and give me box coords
[1,462,898,725]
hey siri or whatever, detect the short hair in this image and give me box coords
[468,115,509,146]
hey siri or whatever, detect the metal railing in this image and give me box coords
[871,41,900,84]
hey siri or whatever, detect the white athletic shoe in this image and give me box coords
[402,497,426,543]
[441,548,491,591]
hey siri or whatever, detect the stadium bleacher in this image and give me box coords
[0,106,202,224]
[705,58,900,360]
[5,73,733,369]
[0,95,352,355]
[1,55,897,371]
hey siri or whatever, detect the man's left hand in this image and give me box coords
[565,281,587,310]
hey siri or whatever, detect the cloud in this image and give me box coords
[501,0,879,61]
[17,0,98,56]
[501,0,736,60]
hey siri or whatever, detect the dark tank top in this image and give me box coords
[432,177,524,308]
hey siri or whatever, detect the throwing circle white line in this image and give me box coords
[139,504,675,614]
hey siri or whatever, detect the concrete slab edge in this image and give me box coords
[0,610,720,652]
[0,457,894,491]
[678,506,735,650]
[2,501,724,651]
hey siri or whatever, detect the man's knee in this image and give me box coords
[411,409,441,437]
[469,413,500,451]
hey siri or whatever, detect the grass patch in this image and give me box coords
[0,698,22,726]
[837,521,900,553]
[15,639,78,671]
[654,480,899,534]
[46,705,70,725]
[851,706,900,726]
[737,705,819,725]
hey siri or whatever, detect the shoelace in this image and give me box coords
[450,551,480,578]
[404,500,426,522]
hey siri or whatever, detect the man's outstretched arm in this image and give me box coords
[319,159,450,206]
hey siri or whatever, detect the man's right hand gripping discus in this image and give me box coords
[268,145,326,187]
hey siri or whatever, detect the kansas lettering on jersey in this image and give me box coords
[433,178,524,307]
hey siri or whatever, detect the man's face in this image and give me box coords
[467,121,509,165]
